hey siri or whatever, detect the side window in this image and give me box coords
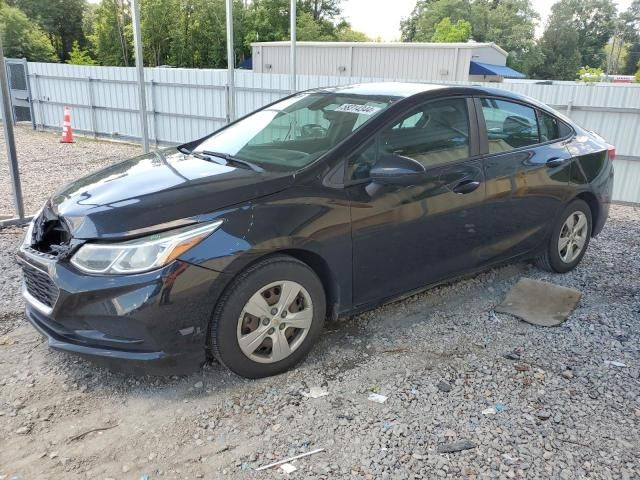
[538,111,560,142]
[347,98,470,180]
[481,98,540,153]
[347,139,377,180]
[382,98,470,166]
[538,110,573,141]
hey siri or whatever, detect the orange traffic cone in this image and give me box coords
[60,106,74,143]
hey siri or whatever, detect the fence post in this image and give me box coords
[0,43,25,220]
[32,73,43,130]
[150,79,158,146]
[567,100,573,117]
[88,77,97,138]
[225,84,231,124]
[131,0,150,152]
[225,0,235,123]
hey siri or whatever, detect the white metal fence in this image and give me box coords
[22,62,640,203]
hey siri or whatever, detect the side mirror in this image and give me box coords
[370,154,426,186]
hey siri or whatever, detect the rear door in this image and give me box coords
[475,97,573,262]
[347,97,490,306]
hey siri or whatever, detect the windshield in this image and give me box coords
[193,92,398,172]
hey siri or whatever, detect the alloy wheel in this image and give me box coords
[558,211,588,263]
[236,280,313,363]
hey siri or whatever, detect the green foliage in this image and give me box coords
[431,17,471,42]
[13,0,87,62]
[530,0,617,79]
[622,0,640,74]
[636,69,640,82]
[164,0,250,69]
[578,65,604,82]
[141,0,177,66]
[471,0,539,74]
[67,40,97,65]
[242,0,366,50]
[334,22,370,42]
[0,3,57,61]
[530,19,582,80]
[545,0,616,69]
[625,40,640,75]
[604,40,629,75]
[401,0,472,42]
[90,0,133,66]
[400,0,538,75]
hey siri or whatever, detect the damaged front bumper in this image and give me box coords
[17,247,225,375]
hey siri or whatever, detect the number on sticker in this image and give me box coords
[334,104,381,115]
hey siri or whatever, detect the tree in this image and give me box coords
[166,0,250,69]
[605,39,628,75]
[334,21,370,42]
[300,0,341,21]
[12,0,88,62]
[431,17,471,42]
[543,0,616,69]
[244,0,366,51]
[90,0,132,66]
[0,4,57,61]
[636,68,640,82]
[625,39,640,75]
[530,21,582,80]
[141,0,178,66]
[470,0,539,73]
[400,0,538,75]
[67,40,97,64]
[401,0,472,42]
[622,0,640,74]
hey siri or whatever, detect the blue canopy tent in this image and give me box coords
[469,61,525,79]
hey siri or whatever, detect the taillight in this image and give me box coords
[608,145,616,161]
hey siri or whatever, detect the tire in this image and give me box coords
[210,255,326,378]
[534,199,592,273]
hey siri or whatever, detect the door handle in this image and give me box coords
[452,180,480,194]
[546,157,566,168]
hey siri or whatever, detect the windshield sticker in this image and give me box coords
[334,104,382,115]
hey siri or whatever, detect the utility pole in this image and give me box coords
[131,0,149,152]
[0,36,25,221]
[226,0,235,123]
[290,0,297,93]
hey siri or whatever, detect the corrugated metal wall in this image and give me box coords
[252,43,493,82]
[25,62,640,203]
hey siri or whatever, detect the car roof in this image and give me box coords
[311,82,537,104]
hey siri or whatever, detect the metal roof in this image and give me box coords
[251,41,509,57]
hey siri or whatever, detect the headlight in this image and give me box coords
[70,220,222,274]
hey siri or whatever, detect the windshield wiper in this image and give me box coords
[202,150,264,173]
[178,146,264,173]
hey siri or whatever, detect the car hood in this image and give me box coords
[49,148,292,239]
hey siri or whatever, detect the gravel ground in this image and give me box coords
[0,124,140,216]
[0,128,639,479]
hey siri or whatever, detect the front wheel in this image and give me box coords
[534,199,592,273]
[209,255,326,378]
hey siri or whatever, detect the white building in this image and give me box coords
[249,41,525,82]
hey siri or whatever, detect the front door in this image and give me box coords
[347,97,489,307]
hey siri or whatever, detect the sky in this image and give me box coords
[342,0,634,41]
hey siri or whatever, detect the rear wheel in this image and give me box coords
[210,255,325,378]
[534,199,592,273]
